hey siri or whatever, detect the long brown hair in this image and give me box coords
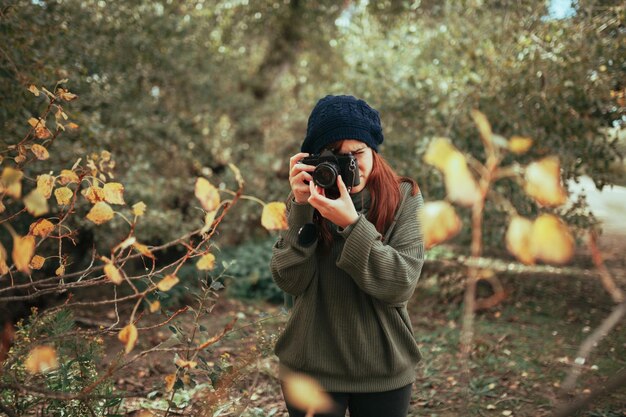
[314,141,419,248]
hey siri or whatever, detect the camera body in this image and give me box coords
[300,149,360,199]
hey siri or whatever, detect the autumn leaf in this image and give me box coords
[59,169,79,185]
[196,253,216,271]
[282,372,335,416]
[36,174,55,199]
[201,209,218,234]
[82,185,106,204]
[531,214,575,265]
[149,300,161,313]
[30,144,50,160]
[175,358,198,369]
[443,153,481,207]
[87,201,114,224]
[505,216,534,265]
[104,262,124,285]
[0,242,9,275]
[421,201,462,249]
[103,182,125,205]
[57,88,78,101]
[54,186,74,206]
[28,117,51,139]
[28,85,40,96]
[262,202,288,230]
[524,156,567,207]
[471,109,494,151]
[132,201,146,216]
[25,346,59,374]
[67,122,79,130]
[23,189,49,217]
[55,264,65,276]
[132,242,155,259]
[29,255,46,270]
[118,323,138,354]
[194,177,220,211]
[12,234,35,273]
[1,167,23,199]
[508,136,533,154]
[423,137,459,171]
[164,374,177,392]
[157,274,179,291]
[29,219,55,237]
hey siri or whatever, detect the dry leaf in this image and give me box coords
[118,323,138,354]
[0,242,9,275]
[421,201,462,249]
[132,201,146,216]
[55,264,65,276]
[57,88,78,101]
[116,236,136,251]
[443,153,481,207]
[194,177,220,211]
[103,182,125,205]
[59,169,79,185]
[28,117,51,139]
[201,209,218,234]
[24,189,49,216]
[196,253,216,271]
[28,85,40,96]
[175,358,198,369]
[423,137,458,171]
[1,167,23,199]
[505,216,534,265]
[471,109,494,149]
[508,136,533,154]
[29,219,55,237]
[104,262,123,285]
[30,144,50,160]
[132,242,155,259]
[149,300,161,313]
[157,274,179,291]
[164,374,177,392]
[12,234,35,273]
[524,157,567,207]
[29,254,46,270]
[36,174,55,199]
[54,186,74,205]
[82,185,105,204]
[67,122,79,130]
[262,202,288,230]
[531,214,575,265]
[25,346,58,374]
[86,201,114,224]
[282,372,335,415]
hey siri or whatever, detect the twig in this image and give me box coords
[587,230,625,303]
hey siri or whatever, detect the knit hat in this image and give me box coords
[301,95,384,154]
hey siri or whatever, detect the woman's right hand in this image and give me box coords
[289,152,316,204]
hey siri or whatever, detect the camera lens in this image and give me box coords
[313,162,338,188]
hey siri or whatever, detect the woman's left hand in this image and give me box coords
[308,175,359,229]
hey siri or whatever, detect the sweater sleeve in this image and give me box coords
[336,186,424,306]
[270,200,318,296]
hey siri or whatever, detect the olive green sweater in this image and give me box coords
[270,182,424,393]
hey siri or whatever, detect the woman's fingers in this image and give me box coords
[289,153,311,172]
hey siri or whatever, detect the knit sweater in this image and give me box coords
[270,181,425,392]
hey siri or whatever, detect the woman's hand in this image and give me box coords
[308,175,359,229]
[289,152,316,204]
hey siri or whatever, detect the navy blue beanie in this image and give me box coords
[301,95,384,154]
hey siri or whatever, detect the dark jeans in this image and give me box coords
[281,383,413,417]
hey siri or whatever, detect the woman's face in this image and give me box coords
[335,139,373,194]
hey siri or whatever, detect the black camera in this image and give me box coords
[300,149,360,199]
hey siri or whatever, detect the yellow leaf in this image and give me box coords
[132,201,147,216]
[421,201,462,249]
[196,253,216,271]
[29,255,46,270]
[508,136,533,155]
[175,358,198,369]
[118,323,138,354]
[103,182,125,205]
[28,118,51,139]
[471,109,493,149]
[443,153,481,207]
[55,264,65,276]
[164,373,177,392]
[0,200,5,214]
[149,300,161,313]
[423,137,459,171]
[82,185,105,204]
[104,262,123,285]
[59,169,79,185]
[194,178,220,211]
[28,117,40,127]
[57,88,78,101]
[0,242,9,275]
[531,214,575,265]
[262,202,288,230]
[29,219,55,237]
[524,157,568,207]
[505,216,534,265]
[1,167,23,199]
[86,201,114,224]
[157,274,179,291]
[12,234,35,274]
[116,236,136,251]
[54,186,74,206]
[132,242,155,259]
[28,85,40,97]
[23,189,49,217]
[282,372,335,415]
[201,209,218,234]
[30,144,49,160]
[36,174,55,199]
[25,346,59,374]
[67,122,79,130]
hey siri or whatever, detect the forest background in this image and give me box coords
[1,0,625,416]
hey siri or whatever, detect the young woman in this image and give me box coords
[270,95,425,417]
